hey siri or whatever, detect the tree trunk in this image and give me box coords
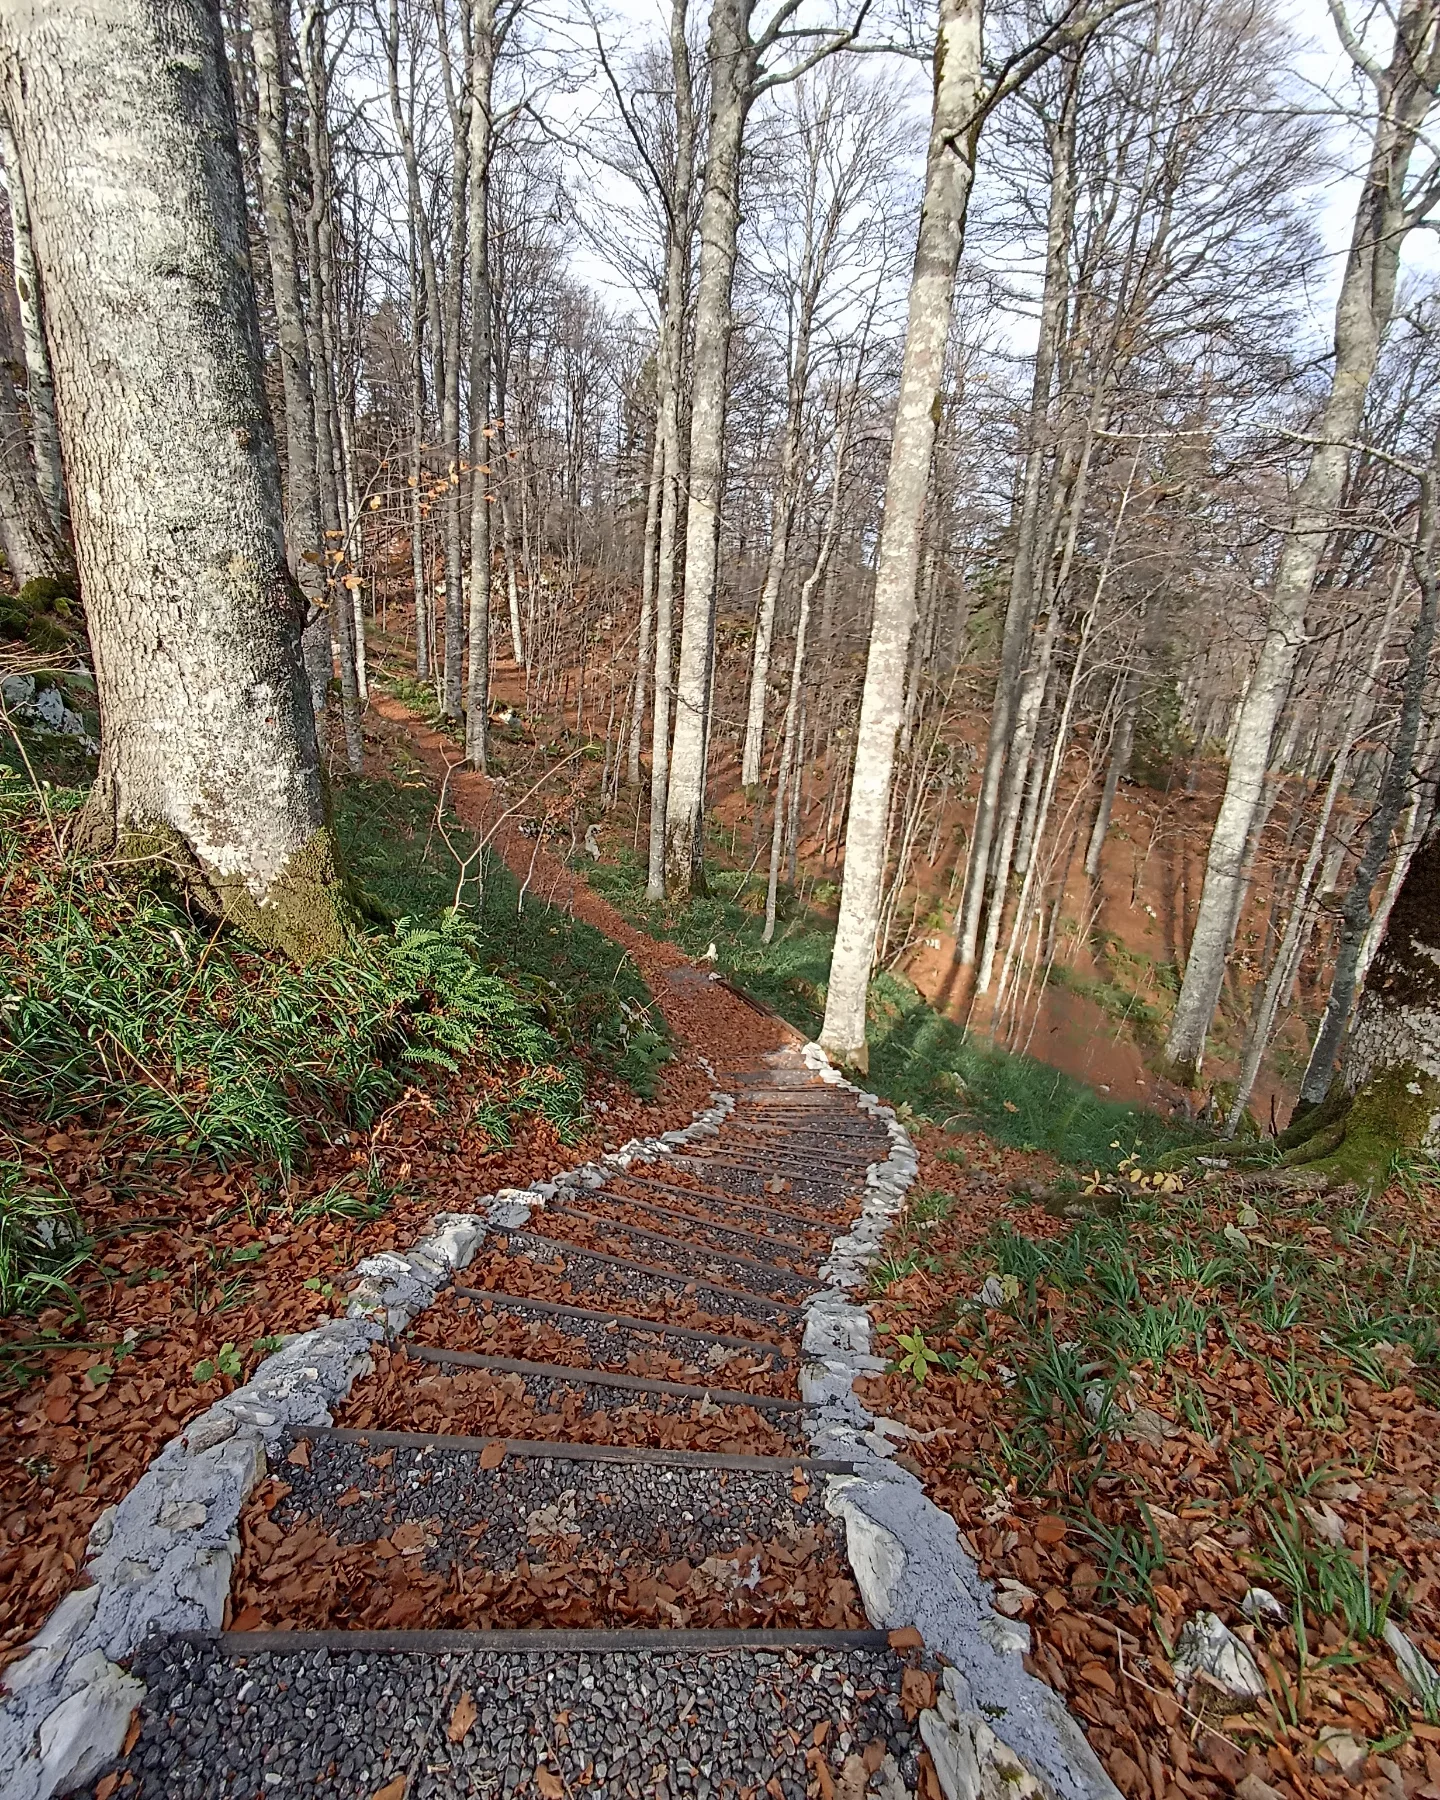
[465,0,497,773]
[0,0,350,956]
[249,0,329,722]
[1277,809,1440,1193]
[0,350,70,589]
[1298,433,1440,1107]
[741,282,817,789]
[298,7,361,770]
[0,107,66,534]
[644,0,694,903]
[955,49,1078,966]
[819,0,983,1069]
[436,15,470,720]
[628,415,662,787]
[1162,0,1440,1083]
[1084,678,1137,879]
[661,0,750,896]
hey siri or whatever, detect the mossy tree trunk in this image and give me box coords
[0,0,353,960]
[1279,815,1440,1192]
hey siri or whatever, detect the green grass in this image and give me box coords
[586,852,1189,1171]
[893,1172,1440,1632]
[332,772,670,1096]
[0,763,672,1317]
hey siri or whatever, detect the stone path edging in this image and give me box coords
[0,1094,734,1800]
[792,1041,1121,1800]
[2,1043,1121,1800]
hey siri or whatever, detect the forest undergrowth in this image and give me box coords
[858,1135,1440,1800]
[0,722,682,1658]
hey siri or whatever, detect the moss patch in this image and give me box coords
[1277,1063,1440,1196]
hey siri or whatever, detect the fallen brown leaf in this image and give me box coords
[446,1691,477,1743]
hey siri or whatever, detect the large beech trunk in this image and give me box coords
[819,0,983,1068]
[0,0,349,958]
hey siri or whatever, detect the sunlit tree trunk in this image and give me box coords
[645,0,694,902]
[819,0,983,1068]
[662,0,750,895]
[0,0,350,956]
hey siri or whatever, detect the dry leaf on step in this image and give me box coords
[479,1440,507,1470]
[447,1691,477,1743]
[372,1778,407,1800]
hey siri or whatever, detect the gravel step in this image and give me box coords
[545,1201,820,1297]
[611,1170,843,1234]
[402,1343,803,1414]
[454,1240,802,1347]
[490,1228,806,1325]
[568,1186,814,1260]
[340,1345,807,1455]
[669,1154,855,1201]
[265,1432,841,1567]
[92,1636,931,1800]
[228,1435,862,1635]
[423,1286,796,1385]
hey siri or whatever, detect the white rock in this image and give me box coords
[157,1500,207,1532]
[978,1276,1007,1309]
[182,1413,237,1454]
[35,1656,145,1797]
[825,1489,908,1620]
[1174,1612,1267,1705]
[1385,1620,1440,1704]
[920,1673,1047,1800]
[2,1586,100,1694]
[1240,1587,1286,1624]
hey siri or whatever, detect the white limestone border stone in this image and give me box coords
[793,1040,1121,1800]
[0,1090,735,1800]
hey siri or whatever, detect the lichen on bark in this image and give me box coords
[76,812,357,962]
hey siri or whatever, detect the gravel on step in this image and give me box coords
[489,1231,803,1328]
[83,1637,928,1800]
[535,1210,819,1304]
[269,1436,833,1569]
[410,1294,796,1393]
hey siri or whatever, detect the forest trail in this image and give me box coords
[368,691,799,1072]
[90,1050,939,1798]
[69,697,956,1797]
